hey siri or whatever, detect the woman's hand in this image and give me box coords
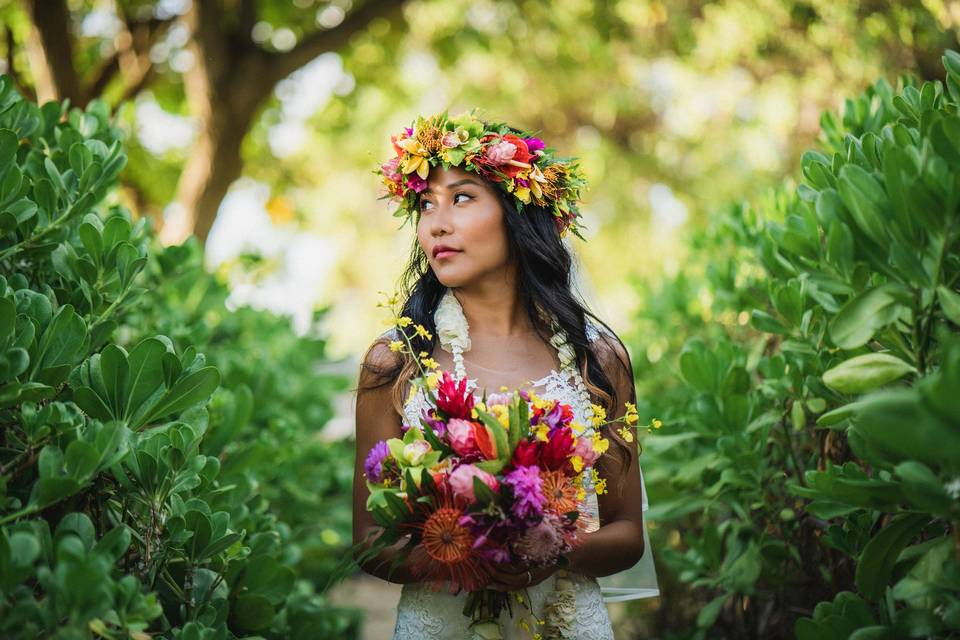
[485,559,558,591]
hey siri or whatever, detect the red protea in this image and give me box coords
[436,370,475,420]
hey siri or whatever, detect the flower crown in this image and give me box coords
[375,108,589,240]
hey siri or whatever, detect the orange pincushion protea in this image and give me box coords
[406,491,490,593]
[422,506,473,563]
[541,469,579,516]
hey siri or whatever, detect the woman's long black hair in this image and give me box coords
[358,180,637,491]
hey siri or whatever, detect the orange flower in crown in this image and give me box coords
[374,108,589,240]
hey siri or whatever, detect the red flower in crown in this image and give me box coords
[436,370,475,420]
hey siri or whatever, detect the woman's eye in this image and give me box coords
[419,193,471,211]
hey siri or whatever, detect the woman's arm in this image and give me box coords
[351,339,421,584]
[562,332,646,578]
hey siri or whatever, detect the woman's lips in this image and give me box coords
[435,249,462,259]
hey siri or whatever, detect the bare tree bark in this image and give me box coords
[24,0,79,104]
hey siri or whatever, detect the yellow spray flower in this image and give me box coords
[590,403,607,427]
[571,420,586,436]
[617,426,635,443]
[491,404,510,429]
[396,316,413,328]
[534,424,550,442]
[425,372,439,389]
[388,340,404,353]
[592,432,609,455]
[421,357,439,370]
[624,401,639,425]
[576,486,586,501]
[594,477,608,495]
[570,455,584,473]
[414,324,433,340]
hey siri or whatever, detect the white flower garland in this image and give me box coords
[433,287,588,639]
[434,288,591,410]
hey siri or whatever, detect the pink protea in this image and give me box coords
[513,513,565,565]
[448,464,500,502]
[381,156,402,181]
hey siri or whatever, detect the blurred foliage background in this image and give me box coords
[2,0,959,638]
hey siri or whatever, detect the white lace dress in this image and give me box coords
[391,327,615,640]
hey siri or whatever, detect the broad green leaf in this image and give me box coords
[829,285,902,350]
[822,353,916,394]
[856,513,928,600]
[937,286,960,326]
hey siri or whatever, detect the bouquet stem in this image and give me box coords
[464,588,510,640]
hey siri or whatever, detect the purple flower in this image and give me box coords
[524,137,545,153]
[364,440,391,483]
[516,178,529,188]
[504,465,545,521]
[405,127,414,135]
[421,409,447,438]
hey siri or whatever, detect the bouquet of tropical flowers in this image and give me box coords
[360,370,601,637]
[356,310,641,639]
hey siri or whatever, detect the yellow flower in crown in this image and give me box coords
[375,108,589,240]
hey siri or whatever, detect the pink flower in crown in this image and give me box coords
[524,137,545,153]
[381,156,402,182]
[485,140,517,165]
[448,463,500,502]
[405,172,428,193]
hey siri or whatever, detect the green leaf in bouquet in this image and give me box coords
[402,425,424,445]
[383,487,411,521]
[386,437,405,462]
[475,408,509,462]
[507,396,522,455]
[475,459,506,475]
[420,418,452,455]
[472,476,498,506]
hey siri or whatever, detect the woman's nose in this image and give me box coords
[429,202,453,236]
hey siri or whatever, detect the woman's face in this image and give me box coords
[416,165,512,287]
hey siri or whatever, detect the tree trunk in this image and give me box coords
[23,0,404,246]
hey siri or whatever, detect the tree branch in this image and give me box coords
[24,0,83,103]
[4,25,36,102]
[266,0,404,84]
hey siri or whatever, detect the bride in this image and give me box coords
[352,111,658,639]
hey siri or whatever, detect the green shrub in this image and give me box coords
[0,77,358,638]
[632,51,960,638]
